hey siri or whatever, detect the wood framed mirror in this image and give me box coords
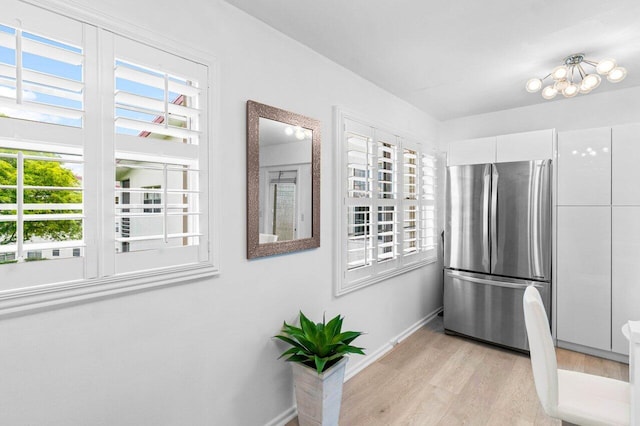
[246,100,320,259]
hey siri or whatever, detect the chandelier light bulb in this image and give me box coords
[526,78,543,93]
[596,58,617,75]
[284,126,294,136]
[579,83,593,94]
[541,85,558,100]
[554,79,569,91]
[552,66,568,80]
[562,83,580,98]
[607,66,627,83]
[581,74,601,90]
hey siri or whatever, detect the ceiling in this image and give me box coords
[224,0,640,121]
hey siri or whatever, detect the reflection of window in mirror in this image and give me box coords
[268,170,297,241]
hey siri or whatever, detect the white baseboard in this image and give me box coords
[264,306,443,426]
[264,406,297,426]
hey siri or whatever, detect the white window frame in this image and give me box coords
[334,107,437,296]
[0,0,219,316]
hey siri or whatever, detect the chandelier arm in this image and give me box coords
[582,59,599,67]
[577,64,586,79]
[570,65,576,83]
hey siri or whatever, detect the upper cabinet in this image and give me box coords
[612,123,640,205]
[557,127,611,206]
[448,136,496,166]
[447,129,554,166]
[496,129,554,163]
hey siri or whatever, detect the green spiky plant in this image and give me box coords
[274,311,365,374]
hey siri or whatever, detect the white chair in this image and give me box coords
[523,286,630,426]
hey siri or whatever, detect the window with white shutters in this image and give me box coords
[110,34,208,274]
[0,1,215,307]
[338,113,437,295]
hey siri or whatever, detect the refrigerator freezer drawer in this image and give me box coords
[443,270,551,352]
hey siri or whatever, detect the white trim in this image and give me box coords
[23,0,215,67]
[337,257,437,296]
[264,307,443,426]
[0,263,218,317]
[264,406,297,426]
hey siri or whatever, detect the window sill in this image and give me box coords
[336,257,437,297]
[0,263,219,317]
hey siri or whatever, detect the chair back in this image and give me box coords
[523,285,558,416]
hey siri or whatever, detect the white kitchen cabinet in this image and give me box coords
[612,206,640,354]
[557,206,611,351]
[557,127,611,206]
[447,137,496,166]
[612,123,640,205]
[496,129,554,162]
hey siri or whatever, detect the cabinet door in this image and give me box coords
[612,123,640,205]
[612,206,640,354]
[496,129,553,163]
[557,206,611,351]
[557,127,611,206]
[447,137,496,166]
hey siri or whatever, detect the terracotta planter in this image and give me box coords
[291,357,348,426]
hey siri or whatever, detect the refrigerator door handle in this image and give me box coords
[490,167,499,272]
[446,270,545,290]
[529,159,551,280]
[482,165,491,270]
[530,161,542,278]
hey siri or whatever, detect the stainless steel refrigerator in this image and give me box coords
[444,160,552,352]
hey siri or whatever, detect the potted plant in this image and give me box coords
[274,311,365,426]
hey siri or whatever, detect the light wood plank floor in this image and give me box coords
[286,316,629,426]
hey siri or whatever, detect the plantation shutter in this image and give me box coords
[0,13,84,127]
[110,34,209,275]
[420,152,437,258]
[402,145,420,261]
[344,119,375,284]
[375,130,399,273]
[0,2,88,290]
[339,112,438,293]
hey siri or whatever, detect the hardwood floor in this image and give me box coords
[285,316,629,426]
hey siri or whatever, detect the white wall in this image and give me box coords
[441,86,640,144]
[0,1,442,425]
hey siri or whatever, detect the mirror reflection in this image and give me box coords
[258,118,313,244]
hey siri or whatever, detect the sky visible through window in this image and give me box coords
[0,23,187,133]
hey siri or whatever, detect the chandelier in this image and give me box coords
[526,53,627,100]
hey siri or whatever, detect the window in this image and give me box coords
[336,112,437,295]
[0,2,215,306]
[143,186,162,214]
[26,250,42,260]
